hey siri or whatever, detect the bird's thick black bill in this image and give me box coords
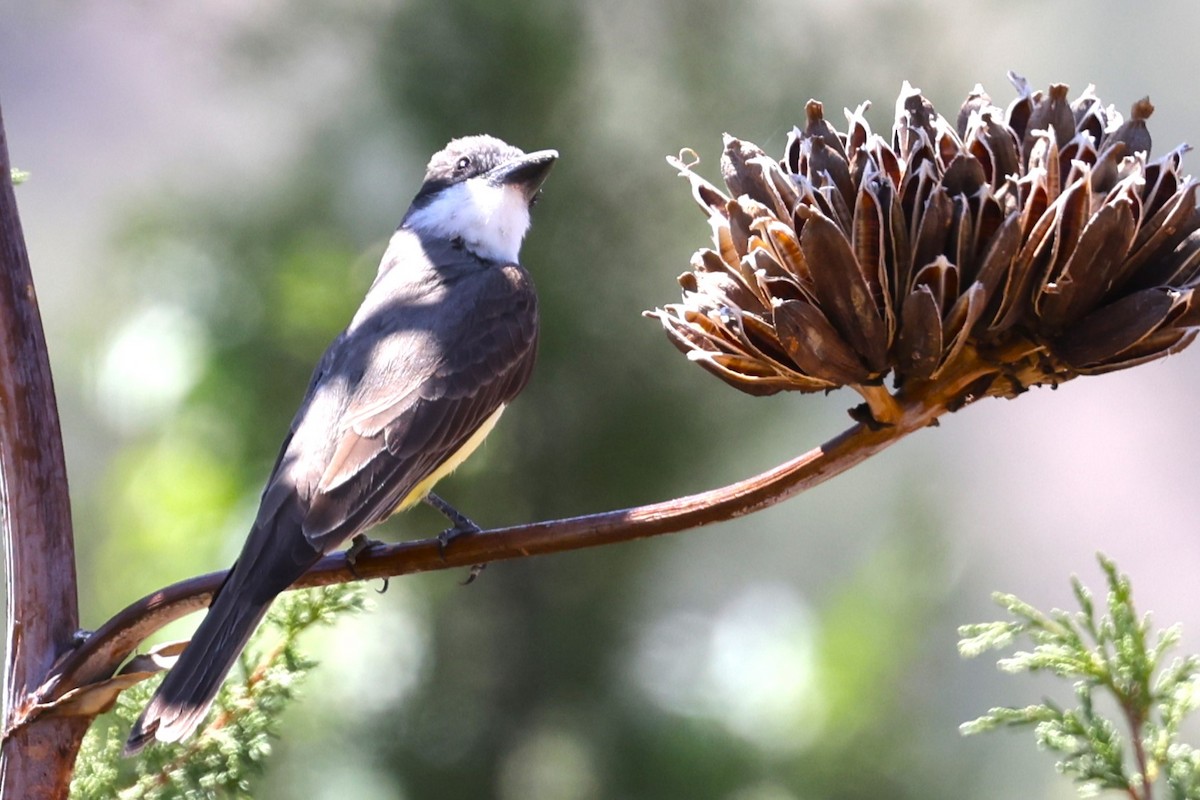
[486,149,558,201]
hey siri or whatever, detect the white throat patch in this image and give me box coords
[404,178,533,263]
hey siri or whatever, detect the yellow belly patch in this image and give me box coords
[396,404,507,511]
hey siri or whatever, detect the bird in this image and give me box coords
[125,135,557,754]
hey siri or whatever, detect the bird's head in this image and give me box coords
[402,135,558,263]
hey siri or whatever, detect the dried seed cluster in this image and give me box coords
[649,74,1200,412]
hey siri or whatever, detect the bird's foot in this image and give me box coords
[427,493,482,556]
[435,522,482,553]
[346,534,389,593]
[425,493,486,582]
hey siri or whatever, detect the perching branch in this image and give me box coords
[33,356,987,732]
[0,97,87,798]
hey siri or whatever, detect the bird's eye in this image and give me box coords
[454,156,471,172]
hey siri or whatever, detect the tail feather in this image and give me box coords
[125,512,324,755]
[124,588,271,755]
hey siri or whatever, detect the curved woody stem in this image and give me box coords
[50,424,901,696]
[43,353,998,715]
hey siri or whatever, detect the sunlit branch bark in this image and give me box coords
[44,384,957,711]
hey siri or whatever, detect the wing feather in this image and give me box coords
[301,258,537,546]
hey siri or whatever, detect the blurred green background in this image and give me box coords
[5,1,1200,797]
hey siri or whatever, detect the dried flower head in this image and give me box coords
[648,74,1200,424]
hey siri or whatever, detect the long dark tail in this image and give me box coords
[124,519,322,755]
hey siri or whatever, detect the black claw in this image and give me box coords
[345,534,388,592]
[461,563,487,585]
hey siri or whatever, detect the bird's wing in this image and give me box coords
[300,262,538,548]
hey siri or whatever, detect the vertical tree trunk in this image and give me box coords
[0,96,87,798]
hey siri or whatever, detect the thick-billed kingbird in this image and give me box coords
[125,135,557,753]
